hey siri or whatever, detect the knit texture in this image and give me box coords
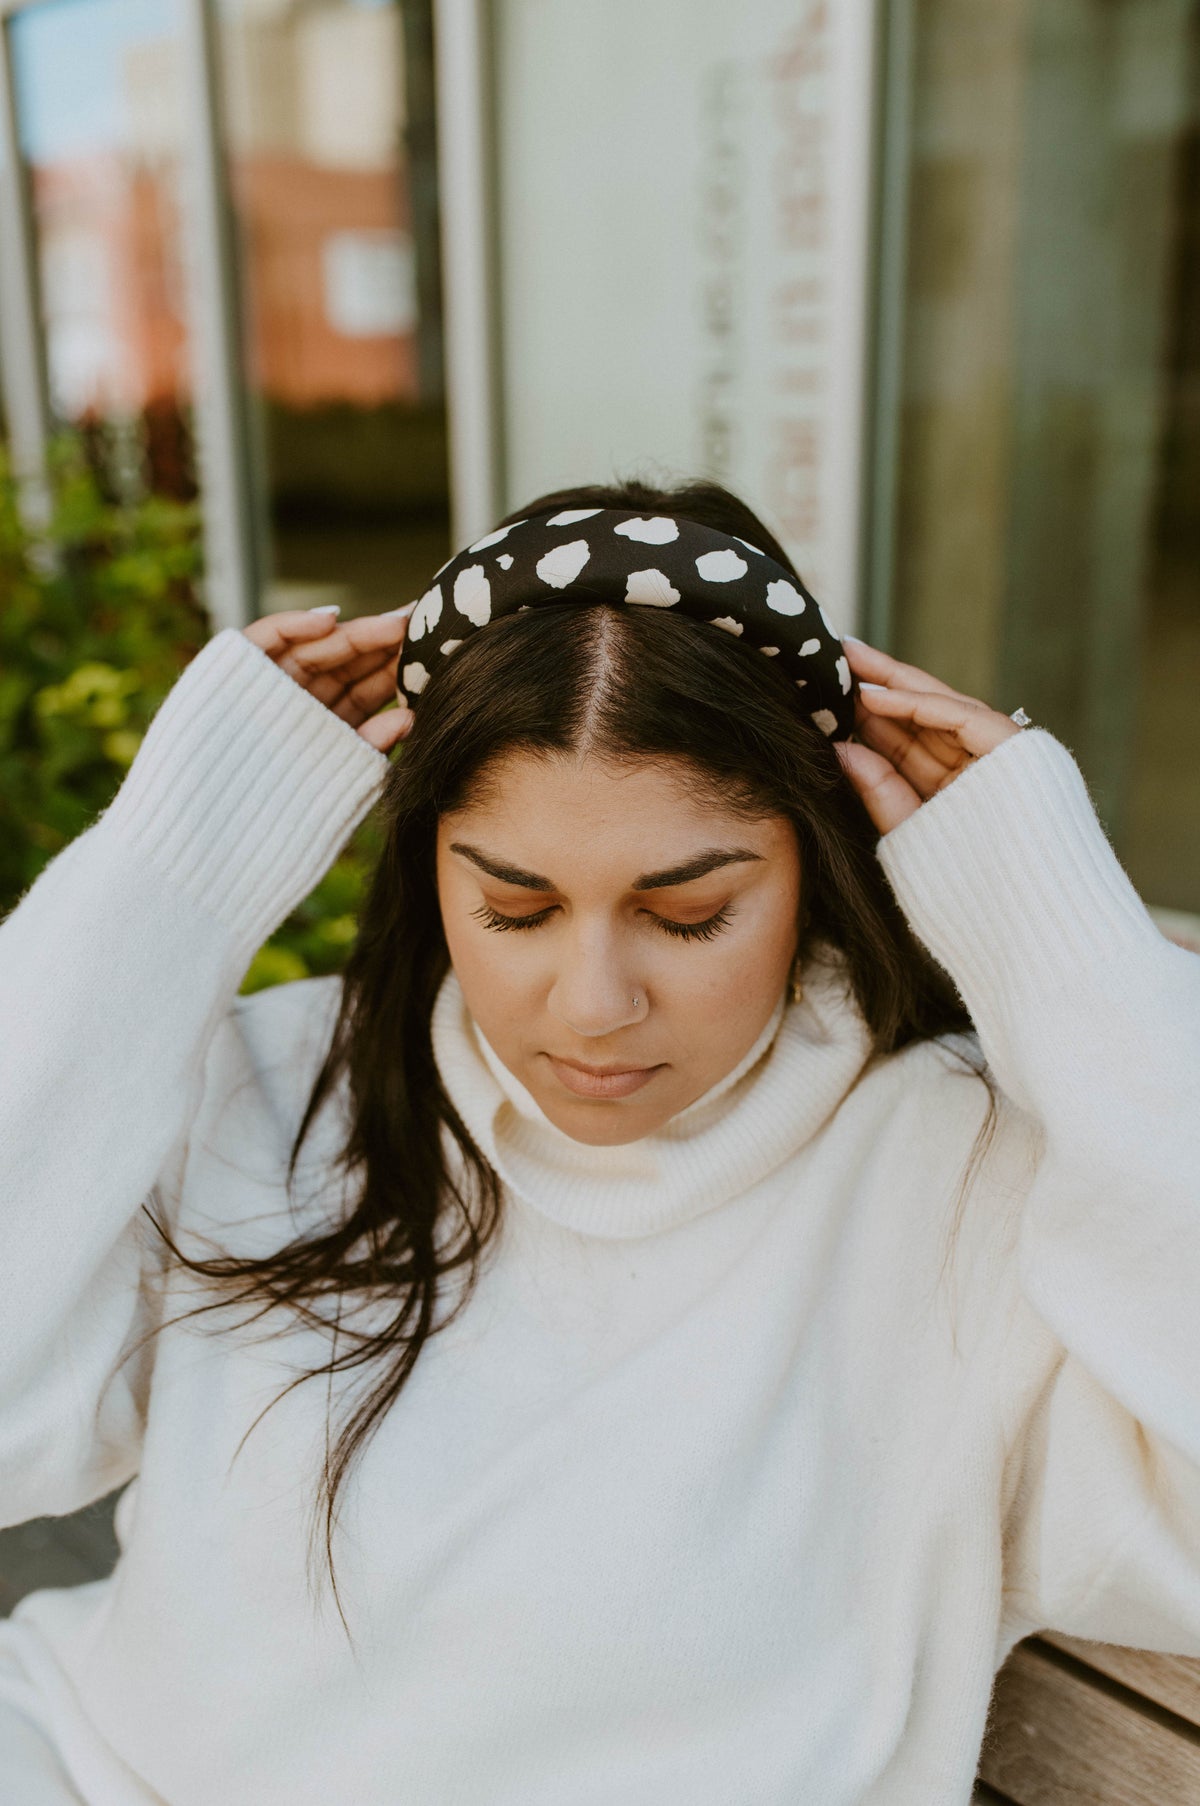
[1,625,1198,1806]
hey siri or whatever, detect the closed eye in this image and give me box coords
[469,904,553,934]
[469,903,735,943]
[655,909,733,942]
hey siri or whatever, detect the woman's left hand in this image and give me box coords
[833,636,1024,834]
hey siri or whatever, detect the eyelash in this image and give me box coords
[469,904,736,943]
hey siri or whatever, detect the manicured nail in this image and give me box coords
[306,603,340,616]
[380,602,417,619]
[859,681,887,690]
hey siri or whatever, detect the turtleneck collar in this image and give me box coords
[430,942,875,1241]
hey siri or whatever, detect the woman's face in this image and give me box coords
[436,750,803,1146]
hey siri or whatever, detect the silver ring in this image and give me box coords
[1010,706,1033,728]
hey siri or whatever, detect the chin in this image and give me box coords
[542,1099,663,1147]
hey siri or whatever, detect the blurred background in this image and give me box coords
[2,0,1199,1630]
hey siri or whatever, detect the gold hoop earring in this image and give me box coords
[790,914,809,1005]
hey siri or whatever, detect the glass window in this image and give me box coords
[877,0,1200,918]
[8,0,196,503]
[216,0,449,617]
[491,0,878,624]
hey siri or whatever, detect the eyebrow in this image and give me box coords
[448,842,765,893]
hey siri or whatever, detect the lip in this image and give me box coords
[545,1054,665,1100]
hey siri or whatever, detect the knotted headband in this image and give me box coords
[398,506,858,739]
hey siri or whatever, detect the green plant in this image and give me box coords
[0,431,382,994]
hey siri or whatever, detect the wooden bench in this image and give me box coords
[973,1634,1200,1803]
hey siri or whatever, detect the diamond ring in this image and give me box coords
[1009,706,1033,728]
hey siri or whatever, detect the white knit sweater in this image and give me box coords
[1,626,1198,1806]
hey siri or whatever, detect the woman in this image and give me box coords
[0,477,1197,1806]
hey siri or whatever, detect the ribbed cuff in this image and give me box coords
[98,628,389,955]
[875,728,1163,1010]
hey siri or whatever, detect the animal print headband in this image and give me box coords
[397,506,858,739]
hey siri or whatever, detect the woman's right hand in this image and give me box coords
[242,605,416,754]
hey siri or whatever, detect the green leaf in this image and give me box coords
[2,426,383,993]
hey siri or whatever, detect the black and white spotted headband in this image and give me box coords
[398,507,857,739]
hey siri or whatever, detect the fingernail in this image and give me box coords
[380,601,417,619]
[306,603,341,616]
[859,681,887,690]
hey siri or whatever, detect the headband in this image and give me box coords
[397,507,857,739]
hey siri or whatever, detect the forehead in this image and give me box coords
[438,749,791,865]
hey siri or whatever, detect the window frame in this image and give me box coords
[0,0,259,629]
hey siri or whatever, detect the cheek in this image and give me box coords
[699,883,800,981]
[439,885,533,1021]
[680,929,789,1015]
[454,935,523,996]
[627,921,794,1055]
[685,893,800,1024]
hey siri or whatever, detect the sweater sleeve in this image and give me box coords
[875,727,1200,1655]
[0,627,388,1527]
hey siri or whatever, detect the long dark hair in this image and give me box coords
[123,477,997,1644]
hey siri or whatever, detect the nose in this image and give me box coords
[547,932,644,1037]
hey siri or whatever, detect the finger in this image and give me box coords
[326,658,407,727]
[243,608,347,658]
[317,647,412,715]
[851,689,964,768]
[274,614,413,715]
[833,740,922,835]
[356,702,414,753]
[242,608,416,735]
[285,608,414,676]
[842,636,976,704]
[857,684,1020,759]
[855,710,971,799]
[243,608,411,679]
[276,644,403,720]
